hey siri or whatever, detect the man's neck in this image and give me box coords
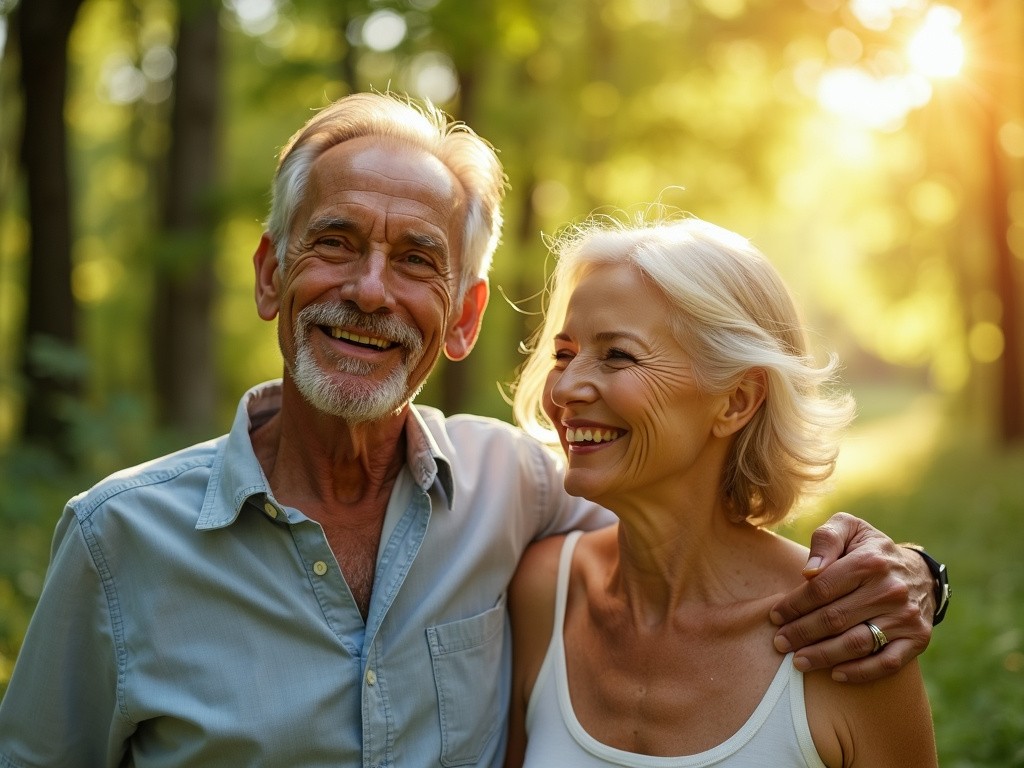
[249,380,411,618]
[251,379,408,505]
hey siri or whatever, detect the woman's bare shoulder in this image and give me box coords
[804,660,937,768]
[746,526,815,593]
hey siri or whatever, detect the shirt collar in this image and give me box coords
[197,381,455,530]
[197,381,281,530]
[404,404,455,509]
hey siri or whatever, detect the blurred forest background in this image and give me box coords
[1,0,1022,764]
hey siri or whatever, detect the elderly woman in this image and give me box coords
[506,215,936,767]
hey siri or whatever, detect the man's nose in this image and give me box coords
[343,251,393,314]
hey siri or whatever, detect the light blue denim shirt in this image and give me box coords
[0,381,610,767]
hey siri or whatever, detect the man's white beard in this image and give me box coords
[290,303,426,423]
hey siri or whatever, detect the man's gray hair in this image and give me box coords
[266,92,507,296]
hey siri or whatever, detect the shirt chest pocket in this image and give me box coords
[426,595,507,767]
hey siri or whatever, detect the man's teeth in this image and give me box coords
[565,427,621,444]
[329,328,391,350]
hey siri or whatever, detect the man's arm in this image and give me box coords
[0,508,127,765]
[770,512,946,683]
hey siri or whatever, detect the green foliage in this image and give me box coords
[816,441,1024,766]
[0,387,182,697]
[24,334,91,383]
[3,0,1021,442]
[0,446,72,684]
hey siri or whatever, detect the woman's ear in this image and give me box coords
[254,233,281,321]
[713,369,767,438]
[444,279,490,361]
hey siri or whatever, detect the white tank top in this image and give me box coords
[522,531,828,768]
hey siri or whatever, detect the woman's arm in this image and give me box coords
[806,658,937,768]
[504,535,565,768]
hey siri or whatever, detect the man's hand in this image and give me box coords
[770,512,935,683]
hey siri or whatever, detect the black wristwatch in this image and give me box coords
[907,547,951,625]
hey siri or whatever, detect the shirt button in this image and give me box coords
[313,560,328,576]
[366,669,377,686]
[263,502,278,519]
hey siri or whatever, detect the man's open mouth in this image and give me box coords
[323,326,396,351]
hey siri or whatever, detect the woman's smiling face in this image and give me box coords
[543,262,730,508]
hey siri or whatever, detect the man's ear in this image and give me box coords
[713,369,767,438]
[444,279,490,361]
[254,233,281,321]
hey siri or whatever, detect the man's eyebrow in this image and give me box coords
[405,231,448,256]
[304,216,359,238]
[303,217,447,255]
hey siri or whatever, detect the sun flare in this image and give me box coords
[907,5,965,78]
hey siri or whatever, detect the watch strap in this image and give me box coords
[907,546,951,625]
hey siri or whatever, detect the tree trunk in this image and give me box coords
[978,0,1024,444]
[985,109,1024,444]
[151,0,221,435]
[15,0,87,454]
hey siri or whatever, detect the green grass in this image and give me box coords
[785,387,1024,767]
[822,444,1024,767]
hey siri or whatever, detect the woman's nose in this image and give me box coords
[549,358,597,406]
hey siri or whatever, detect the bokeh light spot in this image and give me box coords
[968,321,1005,363]
[362,10,406,52]
[409,52,459,104]
[532,179,571,220]
[998,122,1024,158]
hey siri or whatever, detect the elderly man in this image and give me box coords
[0,93,947,767]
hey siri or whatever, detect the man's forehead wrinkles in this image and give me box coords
[313,185,452,220]
[348,161,444,188]
[325,161,455,204]
[310,199,445,227]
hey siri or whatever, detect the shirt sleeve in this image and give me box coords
[0,505,132,767]
[527,440,616,539]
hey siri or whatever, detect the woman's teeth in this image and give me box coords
[565,427,621,444]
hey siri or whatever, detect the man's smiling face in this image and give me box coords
[263,135,470,422]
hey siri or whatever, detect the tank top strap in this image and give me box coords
[554,530,584,630]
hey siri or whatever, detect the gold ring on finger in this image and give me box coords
[865,621,888,655]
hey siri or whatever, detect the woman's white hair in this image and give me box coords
[266,92,506,296]
[512,212,855,526]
